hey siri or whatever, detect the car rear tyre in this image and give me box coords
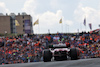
[70,48,78,60]
[43,49,52,62]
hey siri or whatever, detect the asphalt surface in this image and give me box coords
[0,58,100,67]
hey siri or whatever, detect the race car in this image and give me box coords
[43,43,80,62]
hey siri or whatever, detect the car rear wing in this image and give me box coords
[49,44,69,48]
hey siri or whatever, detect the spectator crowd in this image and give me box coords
[0,32,100,64]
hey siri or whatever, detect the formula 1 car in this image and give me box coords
[43,43,80,62]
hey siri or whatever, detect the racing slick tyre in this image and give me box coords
[43,49,52,62]
[70,48,78,60]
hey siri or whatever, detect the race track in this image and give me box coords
[0,58,100,67]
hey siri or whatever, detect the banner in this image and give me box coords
[24,20,31,33]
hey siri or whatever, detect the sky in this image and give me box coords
[0,0,100,34]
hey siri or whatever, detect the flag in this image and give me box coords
[89,23,92,30]
[59,18,62,23]
[33,19,39,26]
[83,18,86,26]
[99,24,100,27]
[15,20,20,26]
